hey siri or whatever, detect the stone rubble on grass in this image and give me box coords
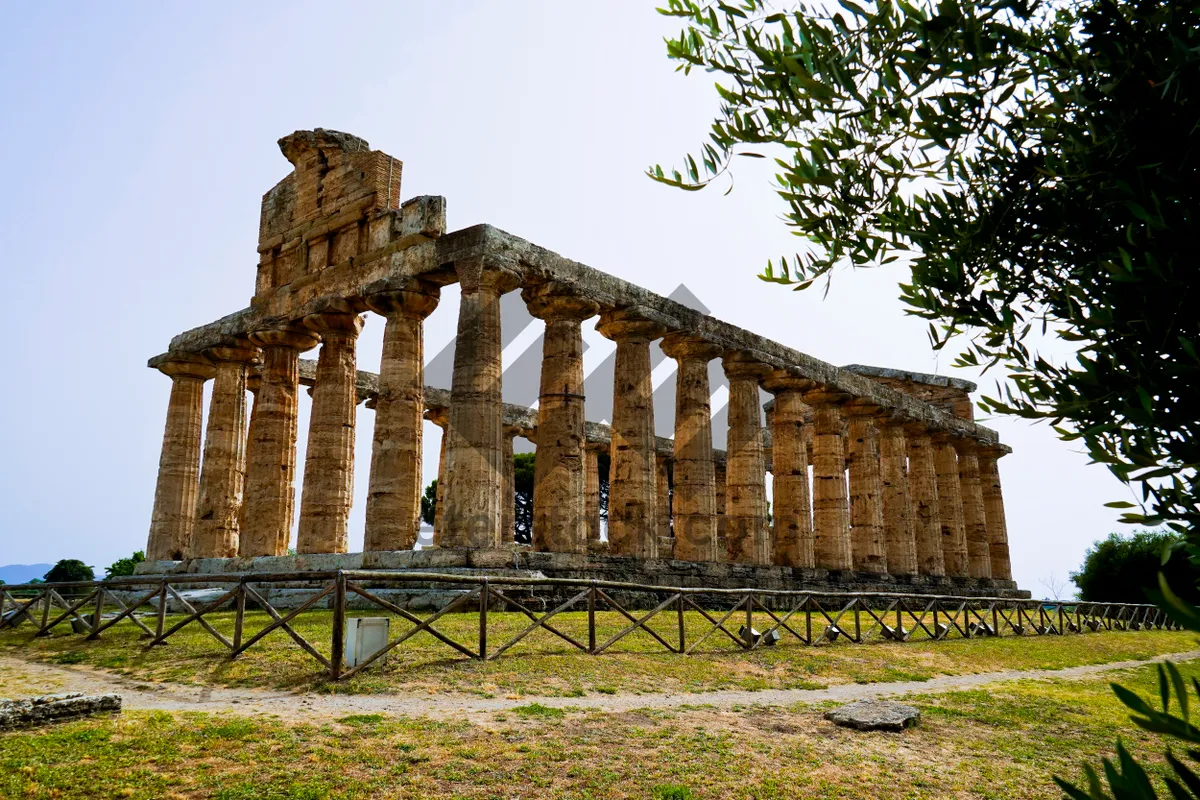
[824,699,920,731]
[0,693,122,730]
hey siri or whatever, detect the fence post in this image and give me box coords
[39,589,51,630]
[91,588,105,636]
[154,581,168,641]
[853,598,862,643]
[677,592,685,654]
[478,580,488,660]
[587,583,596,654]
[743,594,753,649]
[232,582,246,654]
[330,572,346,680]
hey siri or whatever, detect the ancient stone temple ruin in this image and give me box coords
[141,129,1022,596]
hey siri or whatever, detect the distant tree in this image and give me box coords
[420,479,438,527]
[43,560,95,584]
[1071,530,1199,606]
[105,550,145,580]
[513,452,536,544]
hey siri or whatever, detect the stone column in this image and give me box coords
[763,374,813,568]
[441,259,521,549]
[722,354,770,565]
[584,443,603,544]
[844,402,887,575]
[933,433,969,578]
[956,439,992,579]
[501,426,521,544]
[713,458,728,561]
[656,454,672,542]
[524,283,599,554]
[297,308,364,555]
[597,310,663,559]
[905,424,944,577]
[661,334,723,562]
[363,285,440,552]
[146,355,215,561]
[878,416,918,577]
[979,446,1013,581]
[236,374,261,549]
[193,343,259,558]
[425,408,449,541]
[804,388,852,571]
[241,327,319,557]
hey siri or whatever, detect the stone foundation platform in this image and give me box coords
[133,548,1030,610]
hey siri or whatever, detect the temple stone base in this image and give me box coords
[133,548,1029,608]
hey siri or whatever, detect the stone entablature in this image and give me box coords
[142,129,1018,589]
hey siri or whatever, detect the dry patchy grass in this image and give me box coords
[0,662,1194,799]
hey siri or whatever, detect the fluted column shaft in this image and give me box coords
[597,312,663,559]
[845,403,887,574]
[662,334,722,562]
[722,356,770,565]
[656,456,672,544]
[525,284,599,554]
[805,389,852,571]
[502,427,520,543]
[956,439,992,579]
[441,261,520,548]
[878,418,918,576]
[363,286,440,552]
[765,377,813,568]
[297,310,364,554]
[425,408,449,541]
[585,444,602,543]
[933,434,969,577]
[147,356,215,561]
[905,425,944,576]
[193,345,258,558]
[979,447,1013,581]
[241,328,319,557]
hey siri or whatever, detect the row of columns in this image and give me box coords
[147,262,1012,583]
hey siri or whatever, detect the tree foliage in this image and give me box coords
[652,0,1199,529]
[514,452,536,544]
[1072,531,1200,606]
[43,559,94,584]
[420,479,438,528]
[105,550,145,580]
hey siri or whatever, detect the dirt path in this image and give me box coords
[3,651,1197,723]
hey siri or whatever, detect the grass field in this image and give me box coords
[0,608,1194,696]
[0,660,1193,799]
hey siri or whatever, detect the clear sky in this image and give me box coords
[0,2,1142,593]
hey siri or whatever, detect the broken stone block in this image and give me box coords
[825,699,920,731]
[0,693,122,730]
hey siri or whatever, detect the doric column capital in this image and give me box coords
[660,332,722,361]
[455,256,522,295]
[841,399,883,418]
[503,423,525,440]
[902,419,931,437]
[206,342,261,365]
[929,430,957,445]
[302,310,365,337]
[721,350,772,382]
[364,281,441,319]
[522,282,600,321]
[762,369,815,395]
[802,386,851,406]
[952,437,980,455]
[424,406,449,428]
[156,354,216,381]
[249,325,321,352]
[246,374,261,394]
[596,308,666,342]
[978,443,1011,460]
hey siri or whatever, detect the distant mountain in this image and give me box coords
[0,564,52,584]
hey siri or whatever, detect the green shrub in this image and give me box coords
[1071,531,1200,605]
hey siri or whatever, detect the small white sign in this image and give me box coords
[345,617,391,668]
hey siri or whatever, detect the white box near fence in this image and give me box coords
[344,617,390,668]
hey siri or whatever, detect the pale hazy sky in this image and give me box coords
[0,2,1141,592]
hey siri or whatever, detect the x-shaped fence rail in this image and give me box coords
[0,571,1174,681]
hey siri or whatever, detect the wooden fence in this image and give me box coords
[0,571,1173,681]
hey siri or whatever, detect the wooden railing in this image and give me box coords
[0,571,1172,681]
